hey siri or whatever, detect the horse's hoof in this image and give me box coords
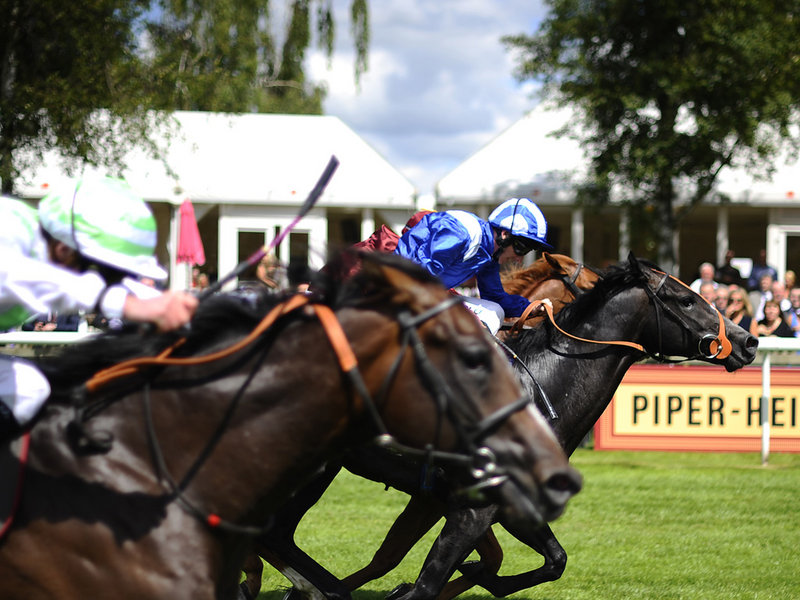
[385,583,413,600]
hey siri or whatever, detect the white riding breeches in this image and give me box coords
[0,355,51,425]
[461,297,505,335]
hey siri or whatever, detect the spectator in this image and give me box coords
[771,281,792,313]
[756,299,794,338]
[699,282,717,305]
[21,312,82,332]
[784,270,796,292]
[256,255,281,290]
[749,273,774,322]
[715,250,743,287]
[785,287,800,336]
[747,249,778,291]
[690,262,718,294]
[713,284,730,313]
[726,289,758,336]
[195,272,210,291]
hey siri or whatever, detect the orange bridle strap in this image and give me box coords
[653,270,732,360]
[537,300,646,353]
[311,304,358,372]
[530,270,734,359]
[85,293,312,393]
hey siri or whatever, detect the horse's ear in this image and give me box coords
[543,252,562,272]
[627,251,640,271]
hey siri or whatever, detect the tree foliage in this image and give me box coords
[145,0,369,113]
[0,0,155,193]
[0,0,369,194]
[504,0,800,269]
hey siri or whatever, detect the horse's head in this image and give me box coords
[626,254,757,371]
[345,253,581,524]
[503,253,601,322]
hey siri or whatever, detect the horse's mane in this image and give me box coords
[509,257,656,355]
[40,251,443,390]
[501,260,559,295]
[330,250,445,307]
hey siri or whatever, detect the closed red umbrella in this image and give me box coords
[177,198,205,266]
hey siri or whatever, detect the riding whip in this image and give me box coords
[199,155,340,300]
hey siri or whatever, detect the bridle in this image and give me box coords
[535,268,733,362]
[313,294,533,498]
[69,292,535,534]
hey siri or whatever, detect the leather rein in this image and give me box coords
[73,292,533,534]
[516,268,732,362]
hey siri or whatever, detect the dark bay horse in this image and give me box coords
[251,253,757,600]
[0,254,579,600]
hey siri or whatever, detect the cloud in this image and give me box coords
[307,1,548,195]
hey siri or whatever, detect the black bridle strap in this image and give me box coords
[561,262,586,297]
[493,335,559,421]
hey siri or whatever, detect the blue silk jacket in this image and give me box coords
[393,210,530,317]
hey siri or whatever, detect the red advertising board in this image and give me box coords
[594,364,800,452]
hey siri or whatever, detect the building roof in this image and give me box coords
[436,104,587,207]
[16,111,417,209]
[436,104,799,207]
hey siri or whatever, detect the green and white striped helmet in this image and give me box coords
[38,177,168,280]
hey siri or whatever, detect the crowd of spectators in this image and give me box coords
[684,249,799,338]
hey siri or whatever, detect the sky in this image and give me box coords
[306,1,549,199]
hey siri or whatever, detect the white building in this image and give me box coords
[436,104,800,282]
[16,111,418,289]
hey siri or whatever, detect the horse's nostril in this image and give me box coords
[746,335,758,350]
[545,470,582,495]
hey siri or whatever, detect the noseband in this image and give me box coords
[646,271,732,361]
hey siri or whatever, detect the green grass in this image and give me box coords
[256,450,800,600]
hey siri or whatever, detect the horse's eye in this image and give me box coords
[682,295,696,308]
[459,344,491,370]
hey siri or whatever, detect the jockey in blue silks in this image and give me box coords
[394,198,552,334]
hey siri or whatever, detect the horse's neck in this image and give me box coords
[521,291,650,455]
[535,349,638,455]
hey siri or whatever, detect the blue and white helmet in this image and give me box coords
[488,198,552,249]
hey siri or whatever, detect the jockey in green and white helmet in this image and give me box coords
[0,176,197,443]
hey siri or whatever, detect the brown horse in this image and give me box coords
[239,253,600,600]
[0,253,580,600]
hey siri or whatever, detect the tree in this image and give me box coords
[504,0,800,271]
[0,0,155,194]
[0,0,369,193]
[145,0,369,113]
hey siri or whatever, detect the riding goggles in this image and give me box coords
[511,236,539,256]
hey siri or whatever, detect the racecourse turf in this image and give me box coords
[255,449,800,600]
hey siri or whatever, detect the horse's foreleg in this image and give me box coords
[257,462,349,600]
[390,504,499,600]
[341,494,444,591]
[239,553,264,600]
[437,527,503,600]
[457,523,565,597]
